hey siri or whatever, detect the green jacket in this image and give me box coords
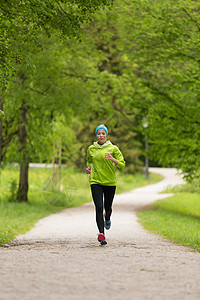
[86,141,125,186]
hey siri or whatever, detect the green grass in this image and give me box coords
[0,166,162,245]
[0,201,59,244]
[164,177,200,194]
[116,171,163,194]
[137,192,200,252]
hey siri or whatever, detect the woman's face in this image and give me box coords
[97,129,107,144]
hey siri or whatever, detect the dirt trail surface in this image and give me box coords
[1,168,200,300]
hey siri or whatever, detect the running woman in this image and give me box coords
[86,124,125,245]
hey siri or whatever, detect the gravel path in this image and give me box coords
[0,168,200,300]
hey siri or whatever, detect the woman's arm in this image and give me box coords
[105,153,118,165]
[86,147,92,174]
[110,146,125,170]
[85,165,91,174]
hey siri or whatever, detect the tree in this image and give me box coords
[113,0,200,180]
[0,0,114,201]
[0,0,114,88]
[3,33,98,201]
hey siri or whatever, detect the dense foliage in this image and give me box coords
[119,0,200,181]
[1,0,200,201]
[0,0,113,88]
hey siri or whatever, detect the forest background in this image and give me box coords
[1,0,200,203]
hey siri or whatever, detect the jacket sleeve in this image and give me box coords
[113,146,125,170]
[86,147,93,167]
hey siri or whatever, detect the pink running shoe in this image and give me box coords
[97,233,107,245]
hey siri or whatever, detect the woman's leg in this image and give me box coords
[103,186,116,221]
[91,184,104,234]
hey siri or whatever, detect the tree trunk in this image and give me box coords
[0,95,4,164]
[52,142,55,191]
[17,161,29,202]
[58,139,62,191]
[16,100,29,202]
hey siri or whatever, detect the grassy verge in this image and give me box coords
[116,171,163,194]
[137,191,200,252]
[0,166,162,245]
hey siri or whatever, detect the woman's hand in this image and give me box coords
[105,153,118,165]
[85,166,91,174]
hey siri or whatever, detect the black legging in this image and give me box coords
[91,184,116,234]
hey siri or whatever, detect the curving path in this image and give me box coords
[0,168,200,300]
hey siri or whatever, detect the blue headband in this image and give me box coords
[95,125,108,136]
